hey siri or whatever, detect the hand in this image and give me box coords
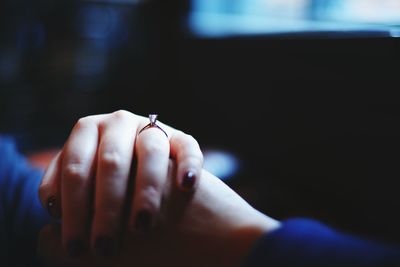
[38,110,203,257]
[38,161,280,267]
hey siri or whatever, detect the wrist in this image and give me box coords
[227,211,280,267]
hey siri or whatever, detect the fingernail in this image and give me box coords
[182,171,196,191]
[67,239,86,258]
[135,210,153,233]
[94,236,117,258]
[46,195,57,217]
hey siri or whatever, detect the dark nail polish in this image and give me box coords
[46,196,57,217]
[94,236,117,258]
[182,171,196,190]
[135,210,153,233]
[67,239,86,258]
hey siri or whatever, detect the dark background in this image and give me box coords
[1,0,400,246]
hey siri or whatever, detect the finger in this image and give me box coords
[37,224,68,267]
[39,152,62,218]
[61,116,100,258]
[37,224,92,267]
[130,125,170,233]
[91,110,138,258]
[170,131,203,192]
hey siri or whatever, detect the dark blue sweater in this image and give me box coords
[1,136,399,266]
[242,218,400,266]
[0,136,51,266]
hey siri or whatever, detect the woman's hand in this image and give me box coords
[38,162,280,267]
[38,110,203,258]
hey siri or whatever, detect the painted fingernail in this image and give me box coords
[135,210,153,233]
[182,171,196,191]
[67,239,86,258]
[46,195,57,217]
[94,236,117,258]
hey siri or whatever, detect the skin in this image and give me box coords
[37,162,280,267]
[38,110,204,258]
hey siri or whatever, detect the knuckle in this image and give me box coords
[183,154,204,170]
[99,151,125,170]
[174,130,186,140]
[184,133,199,147]
[143,185,159,198]
[112,110,131,120]
[177,132,197,148]
[139,185,160,211]
[177,133,203,161]
[188,137,203,160]
[63,163,87,186]
[188,154,204,166]
[75,116,95,130]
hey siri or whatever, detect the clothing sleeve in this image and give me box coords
[0,136,52,266]
[241,218,400,267]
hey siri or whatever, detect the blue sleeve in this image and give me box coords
[242,218,400,267]
[0,136,51,266]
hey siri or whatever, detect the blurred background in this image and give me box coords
[1,0,400,246]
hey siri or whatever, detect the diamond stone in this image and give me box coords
[149,114,158,125]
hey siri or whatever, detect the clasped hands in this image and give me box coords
[37,110,279,267]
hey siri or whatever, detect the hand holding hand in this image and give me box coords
[38,162,280,267]
[38,110,203,258]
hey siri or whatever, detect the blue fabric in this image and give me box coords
[242,218,400,267]
[0,136,51,266]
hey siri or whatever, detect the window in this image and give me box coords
[189,0,400,37]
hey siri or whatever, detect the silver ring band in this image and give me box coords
[138,114,168,138]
